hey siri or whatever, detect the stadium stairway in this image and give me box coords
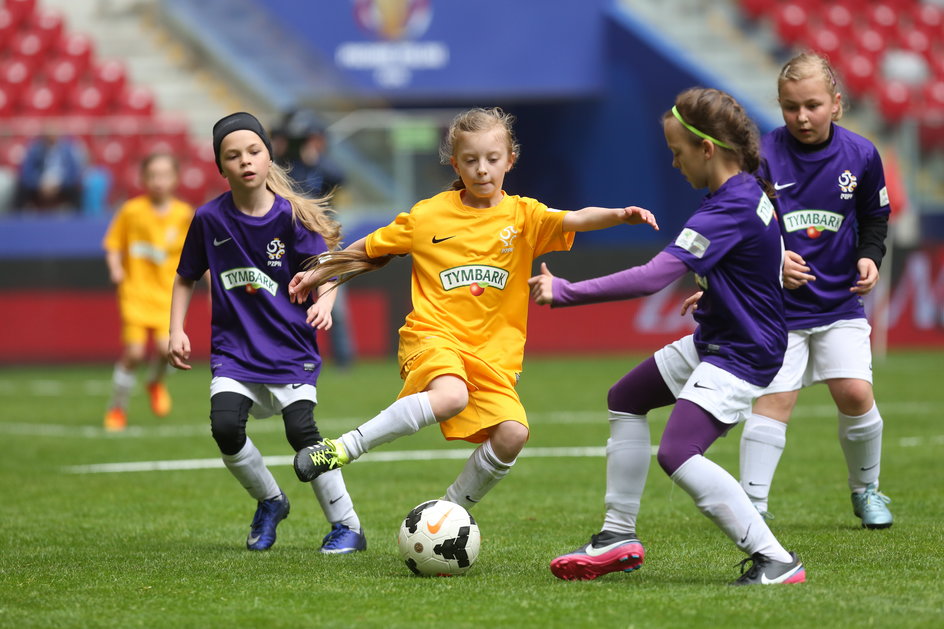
[35,0,242,138]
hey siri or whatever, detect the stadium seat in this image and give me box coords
[866,3,900,47]
[68,83,108,116]
[900,28,931,60]
[5,0,36,27]
[774,3,810,46]
[876,80,912,124]
[822,3,856,42]
[11,31,49,71]
[116,86,155,116]
[807,25,843,67]
[46,57,81,99]
[0,58,33,91]
[839,53,876,97]
[914,2,943,36]
[93,59,127,101]
[924,79,944,114]
[21,83,63,116]
[29,8,64,50]
[0,84,18,117]
[853,27,887,65]
[56,32,94,75]
[0,135,29,168]
[0,8,17,48]
[178,162,210,206]
[89,134,138,170]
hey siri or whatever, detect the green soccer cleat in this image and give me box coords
[294,439,349,482]
[851,483,893,529]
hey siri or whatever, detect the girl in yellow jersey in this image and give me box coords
[102,153,193,431]
[288,108,658,508]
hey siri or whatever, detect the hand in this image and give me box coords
[527,262,555,305]
[288,270,314,304]
[782,250,815,289]
[620,206,659,230]
[680,290,703,316]
[168,330,192,370]
[851,258,879,295]
[306,301,334,330]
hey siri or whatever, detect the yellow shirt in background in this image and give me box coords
[103,195,193,329]
[367,190,574,378]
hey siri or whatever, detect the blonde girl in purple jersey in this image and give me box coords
[532,88,804,586]
[169,113,365,554]
[738,53,894,529]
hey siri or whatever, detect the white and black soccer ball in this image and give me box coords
[397,500,480,577]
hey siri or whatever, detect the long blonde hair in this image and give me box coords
[297,108,522,291]
[265,161,342,251]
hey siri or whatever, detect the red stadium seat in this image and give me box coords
[924,79,944,114]
[68,83,108,116]
[900,28,931,60]
[0,135,29,168]
[56,32,94,75]
[0,58,33,91]
[808,25,843,67]
[5,0,37,27]
[89,134,138,169]
[0,84,18,117]
[774,3,810,46]
[92,59,127,100]
[11,31,49,70]
[21,83,64,116]
[822,3,856,42]
[913,3,943,36]
[840,53,876,97]
[29,8,65,50]
[853,27,887,64]
[876,80,913,124]
[0,8,16,48]
[178,162,210,206]
[45,57,80,99]
[117,86,155,116]
[866,3,900,47]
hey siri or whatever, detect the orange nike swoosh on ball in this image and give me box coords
[427,508,453,534]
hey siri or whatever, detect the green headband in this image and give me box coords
[671,106,732,150]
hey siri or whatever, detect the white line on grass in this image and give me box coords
[63,446,612,474]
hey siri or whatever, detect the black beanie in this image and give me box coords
[212,112,273,172]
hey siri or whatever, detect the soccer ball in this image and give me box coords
[397,500,481,577]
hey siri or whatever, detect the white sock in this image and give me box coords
[221,437,281,501]
[338,392,437,460]
[108,363,136,410]
[602,411,651,536]
[444,439,513,509]
[838,403,883,492]
[739,414,788,512]
[311,469,360,532]
[671,455,792,562]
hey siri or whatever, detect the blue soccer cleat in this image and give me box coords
[320,523,367,554]
[851,482,893,529]
[246,492,290,551]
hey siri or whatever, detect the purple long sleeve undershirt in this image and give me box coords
[551,251,689,307]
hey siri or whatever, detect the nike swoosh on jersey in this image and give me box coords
[213,237,232,246]
[432,235,455,244]
[584,539,637,558]
[773,182,796,191]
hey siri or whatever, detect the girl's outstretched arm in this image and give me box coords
[562,206,659,233]
[289,237,374,303]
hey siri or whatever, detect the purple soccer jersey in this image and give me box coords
[665,172,787,387]
[761,124,891,329]
[176,192,328,384]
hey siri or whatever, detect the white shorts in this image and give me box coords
[210,377,318,419]
[764,318,873,394]
[654,335,766,425]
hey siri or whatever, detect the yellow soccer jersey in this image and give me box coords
[103,195,193,328]
[366,190,574,377]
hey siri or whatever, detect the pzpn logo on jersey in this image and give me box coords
[499,225,518,253]
[838,170,858,200]
[440,265,508,297]
[266,238,286,268]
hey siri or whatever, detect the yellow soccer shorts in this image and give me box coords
[119,299,171,346]
[398,346,528,444]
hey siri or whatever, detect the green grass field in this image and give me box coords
[1,352,943,628]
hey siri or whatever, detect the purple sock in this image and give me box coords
[656,399,732,475]
[607,356,676,414]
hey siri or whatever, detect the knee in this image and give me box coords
[281,400,320,451]
[656,442,688,476]
[210,392,251,455]
[428,382,469,420]
[122,344,146,367]
[830,379,874,416]
[489,421,529,463]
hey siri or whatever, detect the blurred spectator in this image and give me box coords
[274,109,356,369]
[15,131,87,211]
